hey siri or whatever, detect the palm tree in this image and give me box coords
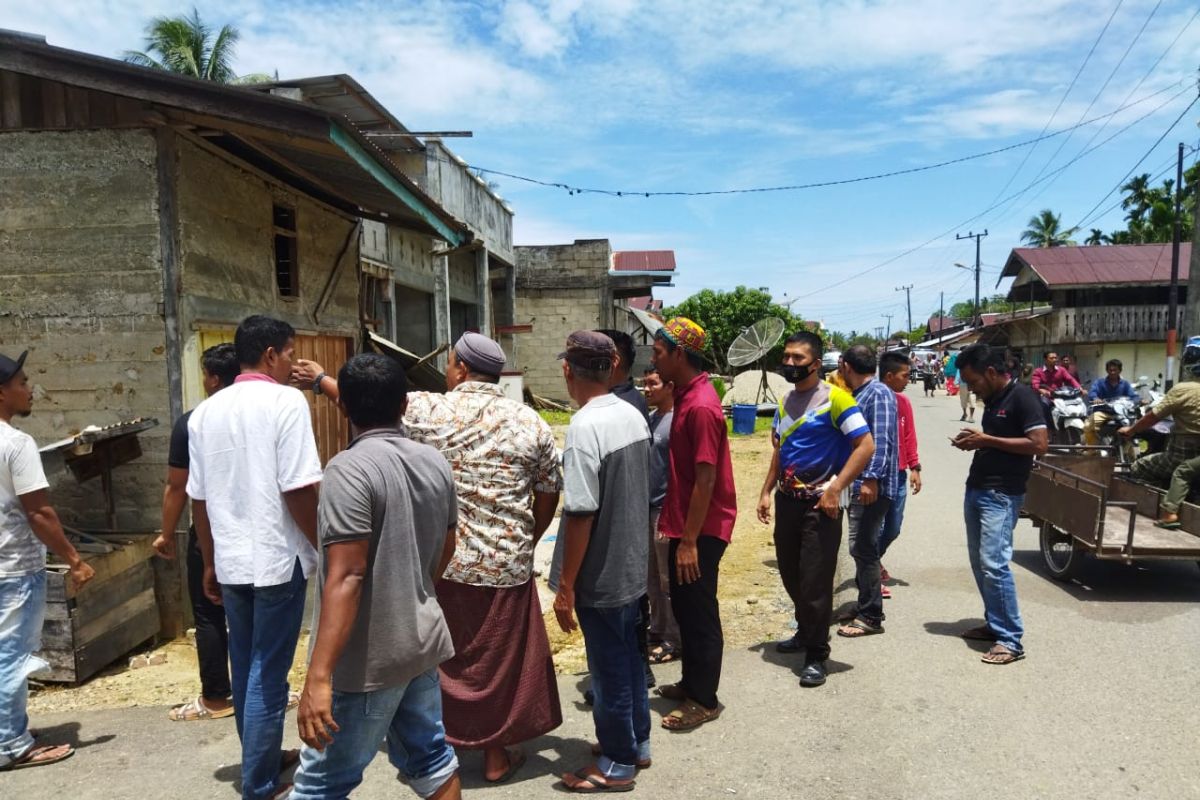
[1084,228,1108,246]
[1020,209,1078,248]
[123,9,271,84]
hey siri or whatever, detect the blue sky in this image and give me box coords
[5,0,1198,334]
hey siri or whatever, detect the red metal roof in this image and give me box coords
[1002,243,1192,287]
[627,296,664,311]
[613,251,677,272]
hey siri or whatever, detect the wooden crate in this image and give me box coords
[38,534,160,683]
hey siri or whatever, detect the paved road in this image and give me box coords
[8,392,1200,798]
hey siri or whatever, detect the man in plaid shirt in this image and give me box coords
[835,345,898,638]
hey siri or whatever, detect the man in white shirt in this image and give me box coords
[188,317,322,800]
[0,350,95,771]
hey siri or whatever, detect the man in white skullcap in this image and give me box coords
[293,333,563,784]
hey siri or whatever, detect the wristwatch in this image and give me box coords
[313,372,327,395]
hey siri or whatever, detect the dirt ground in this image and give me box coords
[30,428,787,713]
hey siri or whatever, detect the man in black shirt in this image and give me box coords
[952,345,1047,666]
[152,344,242,721]
[597,329,650,422]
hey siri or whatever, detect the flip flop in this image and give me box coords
[1154,519,1182,530]
[837,618,885,638]
[981,644,1025,665]
[561,766,636,793]
[648,644,679,664]
[0,743,74,771]
[485,748,526,784]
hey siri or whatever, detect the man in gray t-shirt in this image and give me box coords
[551,331,651,793]
[292,355,463,800]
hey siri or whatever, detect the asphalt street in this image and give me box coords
[7,391,1200,799]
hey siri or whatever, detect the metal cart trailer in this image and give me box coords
[1023,450,1200,581]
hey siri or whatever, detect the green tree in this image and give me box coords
[941,294,1011,321]
[664,286,808,373]
[123,8,272,84]
[1021,209,1078,248]
[1079,164,1198,246]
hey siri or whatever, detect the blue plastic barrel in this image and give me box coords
[731,403,758,435]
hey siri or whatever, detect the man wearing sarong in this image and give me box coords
[293,332,562,784]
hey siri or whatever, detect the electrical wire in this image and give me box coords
[468,79,1185,198]
[796,83,1196,301]
[980,0,1124,211]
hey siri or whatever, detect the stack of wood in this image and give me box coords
[523,388,570,412]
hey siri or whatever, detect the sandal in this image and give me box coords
[168,695,235,721]
[1154,519,1182,530]
[836,618,885,638]
[287,690,300,711]
[661,700,721,732]
[561,766,635,793]
[960,625,997,642]
[981,644,1025,665]
[648,644,679,664]
[590,742,651,769]
[485,748,526,783]
[0,743,74,770]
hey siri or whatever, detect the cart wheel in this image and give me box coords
[1040,522,1083,581]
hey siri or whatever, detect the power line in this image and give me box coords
[1072,94,1200,231]
[981,0,1124,211]
[797,83,1195,301]
[469,79,1185,198]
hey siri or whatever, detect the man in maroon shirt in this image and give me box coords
[1031,351,1081,431]
[650,318,737,732]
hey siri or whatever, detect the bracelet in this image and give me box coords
[313,373,327,395]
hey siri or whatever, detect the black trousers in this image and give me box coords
[774,492,843,663]
[186,530,232,701]
[668,536,727,710]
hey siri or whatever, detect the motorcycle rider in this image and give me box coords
[1031,351,1081,435]
[1119,364,1200,490]
[1084,359,1140,445]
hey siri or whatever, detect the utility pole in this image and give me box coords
[939,291,944,329]
[957,230,988,325]
[883,314,894,347]
[874,326,884,342]
[896,285,913,343]
[1167,141,1184,389]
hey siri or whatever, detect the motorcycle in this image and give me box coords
[1050,387,1088,445]
[1093,396,1140,462]
[1132,377,1171,455]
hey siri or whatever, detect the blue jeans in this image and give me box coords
[577,601,652,781]
[847,497,892,626]
[0,571,47,768]
[290,668,459,799]
[963,489,1025,653]
[221,560,307,800]
[879,471,909,558]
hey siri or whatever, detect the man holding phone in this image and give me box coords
[756,332,874,688]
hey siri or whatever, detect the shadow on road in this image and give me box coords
[747,641,854,679]
[30,720,115,751]
[923,619,993,653]
[1012,548,1200,603]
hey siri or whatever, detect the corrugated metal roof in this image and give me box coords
[627,296,664,311]
[613,251,677,272]
[1002,243,1193,288]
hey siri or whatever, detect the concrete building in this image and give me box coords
[0,34,473,536]
[512,242,674,399]
[253,76,515,367]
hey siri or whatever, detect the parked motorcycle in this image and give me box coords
[1050,387,1088,445]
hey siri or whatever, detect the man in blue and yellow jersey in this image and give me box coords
[756,332,875,688]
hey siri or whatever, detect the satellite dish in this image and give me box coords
[626,306,665,338]
[727,317,786,405]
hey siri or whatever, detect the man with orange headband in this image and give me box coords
[650,318,737,732]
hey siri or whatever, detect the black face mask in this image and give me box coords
[778,362,815,384]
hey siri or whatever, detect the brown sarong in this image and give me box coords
[436,578,562,749]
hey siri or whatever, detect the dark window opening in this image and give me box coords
[273,204,299,296]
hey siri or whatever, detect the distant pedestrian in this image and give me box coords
[291,354,461,800]
[944,350,960,397]
[953,344,1047,665]
[0,349,95,771]
[878,352,922,594]
[651,318,738,730]
[836,345,897,640]
[188,316,322,800]
[643,369,681,665]
[152,343,250,723]
[756,332,874,688]
[549,331,651,793]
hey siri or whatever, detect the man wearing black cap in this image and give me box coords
[0,350,95,771]
[550,330,652,793]
[293,332,563,784]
